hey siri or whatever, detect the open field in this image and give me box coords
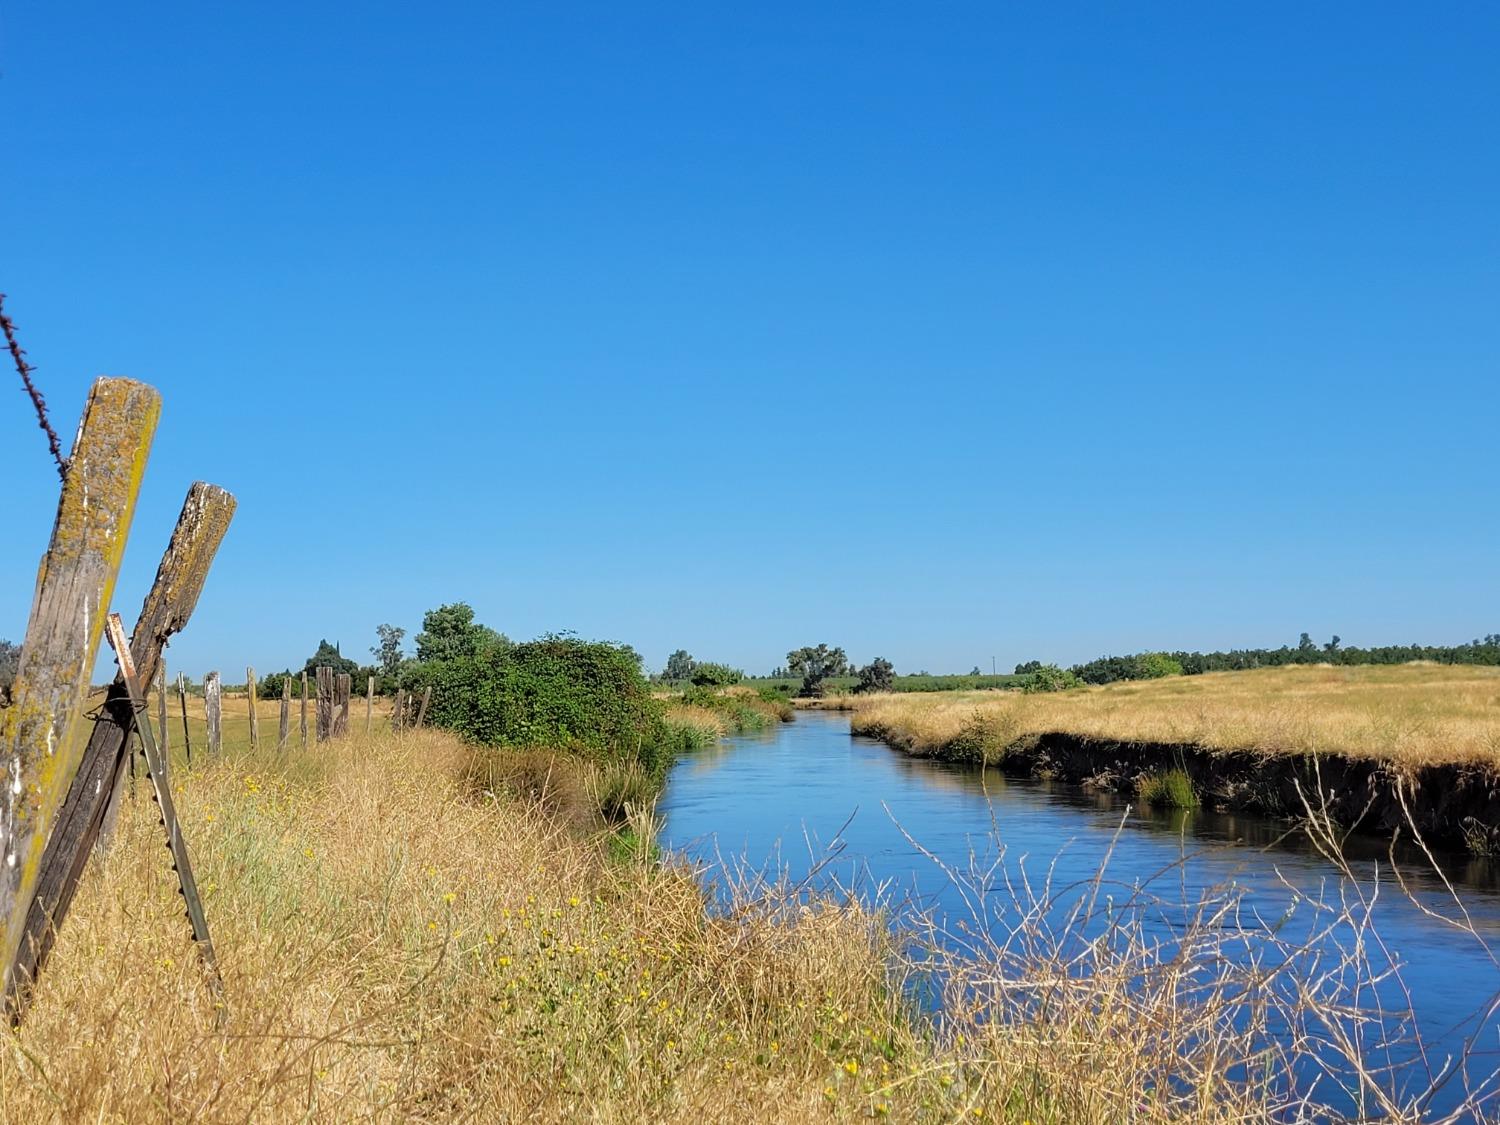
[5,715,1434,1121]
[832,663,1500,770]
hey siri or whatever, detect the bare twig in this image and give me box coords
[0,293,68,481]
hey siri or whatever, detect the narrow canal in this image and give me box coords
[660,710,1500,1118]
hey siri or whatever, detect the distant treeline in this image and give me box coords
[1060,633,1500,686]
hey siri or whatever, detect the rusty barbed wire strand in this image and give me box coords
[0,293,68,482]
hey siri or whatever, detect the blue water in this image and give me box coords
[660,711,1500,1119]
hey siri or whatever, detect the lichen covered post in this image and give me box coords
[9,482,236,1021]
[0,378,159,993]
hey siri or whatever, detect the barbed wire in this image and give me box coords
[0,293,68,482]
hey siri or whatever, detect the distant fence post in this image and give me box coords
[0,377,159,1003]
[333,674,351,738]
[365,675,374,734]
[246,666,258,750]
[278,677,291,750]
[204,672,222,753]
[158,662,170,759]
[178,672,192,763]
[315,667,334,742]
[390,690,406,731]
[300,672,309,749]
[414,686,432,730]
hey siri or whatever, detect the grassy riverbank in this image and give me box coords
[5,712,1486,1119]
[829,663,1500,769]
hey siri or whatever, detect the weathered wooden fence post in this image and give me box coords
[246,666,258,750]
[299,671,309,748]
[366,675,374,734]
[315,666,334,742]
[332,674,351,737]
[204,672,222,753]
[278,676,291,750]
[0,377,159,1003]
[414,686,433,730]
[177,672,193,762]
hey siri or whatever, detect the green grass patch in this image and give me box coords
[1136,768,1199,809]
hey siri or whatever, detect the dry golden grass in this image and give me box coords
[1,711,1471,1121]
[837,663,1500,769]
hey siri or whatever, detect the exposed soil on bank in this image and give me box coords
[802,696,1500,855]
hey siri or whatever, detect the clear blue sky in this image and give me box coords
[3,3,1496,678]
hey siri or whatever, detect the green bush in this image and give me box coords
[1019,664,1081,693]
[407,633,673,776]
[1137,652,1185,679]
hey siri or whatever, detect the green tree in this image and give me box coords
[302,639,361,680]
[371,623,406,677]
[787,644,848,697]
[664,649,696,681]
[415,602,506,663]
[854,657,894,694]
[689,662,742,687]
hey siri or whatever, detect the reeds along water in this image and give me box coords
[661,710,1500,1122]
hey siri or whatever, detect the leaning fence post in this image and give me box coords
[414,686,432,730]
[0,377,159,1002]
[204,672,222,753]
[246,666,258,750]
[315,666,334,742]
[365,675,374,734]
[278,676,291,750]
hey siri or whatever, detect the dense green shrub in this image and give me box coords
[1019,664,1082,693]
[1137,652,1185,679]
[408,633,673,775]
